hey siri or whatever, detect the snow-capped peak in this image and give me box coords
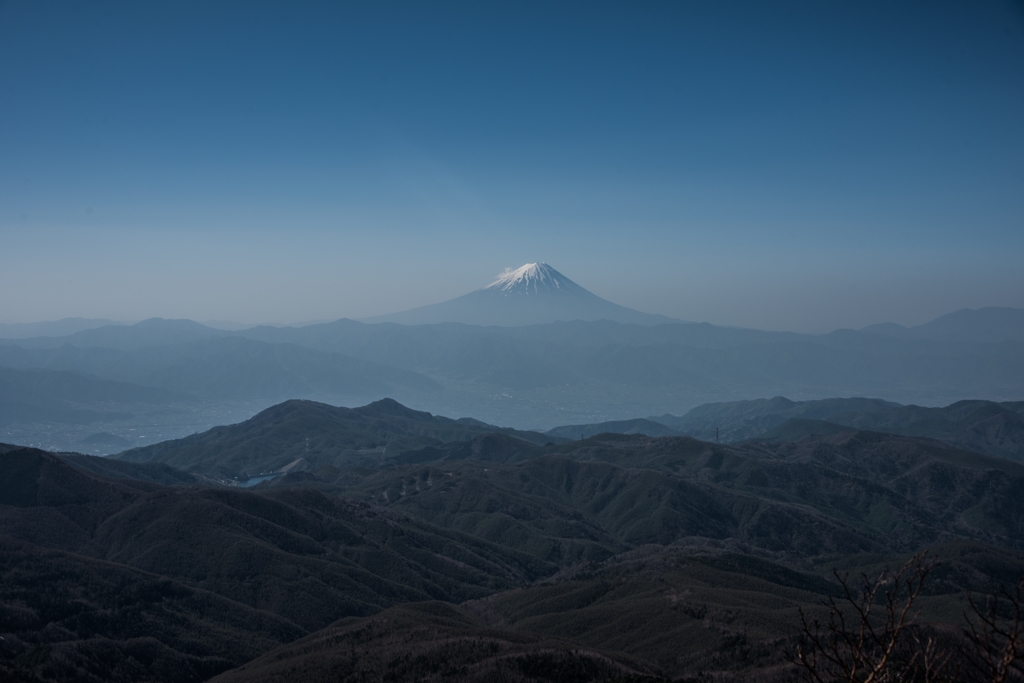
[485,263,579,295]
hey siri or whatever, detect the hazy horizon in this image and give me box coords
[2,1,1023,333]
[1,279,1021,335]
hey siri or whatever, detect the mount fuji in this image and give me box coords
[364,263,677,326]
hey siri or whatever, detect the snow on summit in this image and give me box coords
[363,261,675,326]
[485,263,581,295]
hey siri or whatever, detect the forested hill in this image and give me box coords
[5,393,1024,682]
[116,398,559,480]
[652,396,1024,460]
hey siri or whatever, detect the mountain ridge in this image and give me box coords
[6,400,1024,682]
[116,398,561,479]
[651,395,1024,461]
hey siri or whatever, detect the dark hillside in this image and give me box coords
[462,542,1024,682]
[545,418,680,439]
[0,448,552,632]
[0,536,304,683]
[7,406,1024,682]
[210,601,658,683]
[657,396,1024,460]
[336,455,881,559]
[212,541,1024,683]
[58,453,205,486]
[312,426,1024,558]
[117,399,554,479]
[557,431,1024,551]
[0,447,153,554]
[742,417,852,441]
[91,486,549,631]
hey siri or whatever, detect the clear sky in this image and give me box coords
[1,0,1022,332]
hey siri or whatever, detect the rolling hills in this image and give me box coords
[111,397,1024,557]
[116,399,558,480]
[5,394,1024,681]
[652,396,1024,460]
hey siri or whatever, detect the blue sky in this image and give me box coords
[1,0,1022,332]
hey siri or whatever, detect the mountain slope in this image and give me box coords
[545,418,681,440]
[116,398,556,479]
[0,447,553,630]
[0,317,123,339]
[363,263,676,326]
[0,337,439,402]
[210,601,656,683]
[8,415,1024,682]
[0,366,182,426]
[862,306,1024,343]
[654,396,1024,460]
[0,535,306,683]
[317,424,1024,557]
[9,318,225,350]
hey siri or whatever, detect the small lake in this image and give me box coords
[237,474,279,487]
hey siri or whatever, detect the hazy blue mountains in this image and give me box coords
[862,306,1024,343]
[10,317,224,350]
[2,302,1023,436]
[0,334,437,402]
[545,417,681,439]
[0,317,123,339]
[0,366,180,426]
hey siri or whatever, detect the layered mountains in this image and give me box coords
[863,306,1024,344]
[110,398,1024,557]
[0,266,1021,445]
[4,396,1024,682]
[3,309,1023,440]
[652,395,1024,461]
[3,265,1022,681]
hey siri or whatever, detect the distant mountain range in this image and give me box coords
[862,306,1024,343]
[545,417,681,440]
[362,263,676,326]
[1,299,1022,438]
[0,317,123,339]
[0,366,180,426]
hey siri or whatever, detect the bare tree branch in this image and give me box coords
[788,552,937,683]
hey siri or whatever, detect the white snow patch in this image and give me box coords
[485,263,579,295]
